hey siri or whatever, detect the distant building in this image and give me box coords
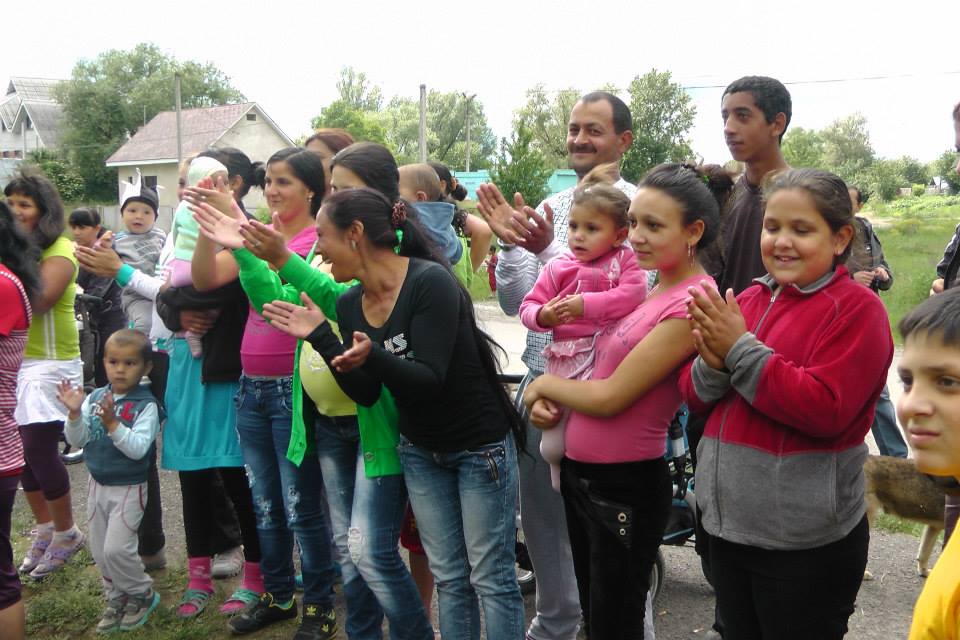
[453,168,579,201]
[0,77,66,160]
[106,103,293,217]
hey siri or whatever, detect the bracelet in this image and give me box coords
[497,240,516,252]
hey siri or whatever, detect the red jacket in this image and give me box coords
[679,266,893,550]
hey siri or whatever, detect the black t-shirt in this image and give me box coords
[717,176,766,296]
[308,258,508,452]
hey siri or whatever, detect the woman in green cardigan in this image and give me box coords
[187,143,433,639]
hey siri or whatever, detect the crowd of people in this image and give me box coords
[0,75,957,640]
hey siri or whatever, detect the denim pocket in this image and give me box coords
[468,443,506,486]
[278,378,295,415]
[233,385,246,411]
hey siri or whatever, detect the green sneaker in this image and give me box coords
[119,590,160,631]
[96,598,126,634]
[228,592,297,635]
[293,604,337,640]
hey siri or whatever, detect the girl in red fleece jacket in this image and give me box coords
[680,168,893,640]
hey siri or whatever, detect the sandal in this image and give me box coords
[219,588,260,615]
[176,588,213,619]
[28,530,85,580]
[18,529,52,574]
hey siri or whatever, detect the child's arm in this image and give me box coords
[678,356,733,414]
[579,249,648,323]
[727,297,893,438]
[108,401,160,461]
[62,387,93,449]
[519,260,563,331]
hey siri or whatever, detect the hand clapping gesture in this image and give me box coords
[262,293,328,339]
[56,380,85,420]
[475,183,555,254]
[685,281,748,370]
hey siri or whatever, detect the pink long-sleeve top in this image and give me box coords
[519,246,647,341]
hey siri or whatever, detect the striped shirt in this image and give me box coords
[0,266,32,474]
[494,179,637,372]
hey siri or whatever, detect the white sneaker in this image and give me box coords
[211,546,244,579]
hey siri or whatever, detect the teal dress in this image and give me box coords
[161,337,243,470]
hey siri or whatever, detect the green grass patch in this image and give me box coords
[872,511,927,537]
[874,217,958,343]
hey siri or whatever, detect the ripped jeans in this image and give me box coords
[315,415,432,640]
[235,375,335,607]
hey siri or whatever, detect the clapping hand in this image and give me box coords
[56,380,85,420]
[262,293,328,339]
[685,281,746,370]
[475,183,555,254]
[239,215,293,268]
[331,332,373,373]
[96,391,118,433]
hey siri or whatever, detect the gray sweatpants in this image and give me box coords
[517,372,655,640]
[87,477,152,600]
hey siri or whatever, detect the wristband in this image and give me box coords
[115,263,135,287]
[497,240,516,252]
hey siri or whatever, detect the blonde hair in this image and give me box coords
[572,163,630,227]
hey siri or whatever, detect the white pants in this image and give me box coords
[86,477,152,600]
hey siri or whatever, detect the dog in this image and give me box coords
[863,454,955,578]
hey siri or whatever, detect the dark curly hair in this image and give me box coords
[0,201,42,304]
[3,170,65,250]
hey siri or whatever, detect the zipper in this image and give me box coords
[713,285,780,535]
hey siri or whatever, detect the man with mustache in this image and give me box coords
[477,91,640,640]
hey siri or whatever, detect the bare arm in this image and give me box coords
[35,256,75,316]
[191,229,239,291]
[526,318,695,417]
[464,214,493,273]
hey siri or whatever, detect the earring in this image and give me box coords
[687,242,695,266]
[350,240,357,251]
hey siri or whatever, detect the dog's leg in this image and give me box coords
[917,525,942,577]
[863,494,880,580]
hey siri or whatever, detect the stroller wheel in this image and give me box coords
[650,549,665,603]
[61,443,84,465]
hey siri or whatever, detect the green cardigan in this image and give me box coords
[234,247,402,477]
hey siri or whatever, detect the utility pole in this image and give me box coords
[463,93,476,172]
[174,73,183,166]
[418,84,427,163]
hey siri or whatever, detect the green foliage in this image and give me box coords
[310,67,496,171]
[820,113,874,180]
[512,84,581,169]
[862,159,907,202]
[897,156,929,185]
[782,127,825,168]
[26,150,85,202]
[56,43,245,200]
[930,150,960,194]
[912,184,927,197]
[620,70,696,183]
[491,123,552,207]
[311,100,388,146]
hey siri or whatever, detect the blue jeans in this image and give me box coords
[235,375,335,607]
[399,434,524,640]
[314,415,432,640]
[871,384,908,458]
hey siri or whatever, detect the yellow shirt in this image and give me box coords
[910,528,960,639]
[25,237,79,360]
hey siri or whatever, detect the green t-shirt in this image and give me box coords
[26,237,80,360]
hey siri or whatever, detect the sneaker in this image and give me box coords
[293,605,337,640]
[119,590,161,631]
[228,592,297,635]
[18,528,52,574]
[212,546,244,579]
[28,530,85,580]
[96,598,126,634]
[140,548,167,572]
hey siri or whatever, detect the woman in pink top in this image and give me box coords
[520,163,647,492]
[522,163,734,639]
[189,148,339,635]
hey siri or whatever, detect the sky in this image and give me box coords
[5,0,960,167]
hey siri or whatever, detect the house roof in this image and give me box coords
[106,102,292,166]
[6,77,62,103]
[1,77,66,146]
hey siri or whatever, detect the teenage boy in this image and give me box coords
[476,92,647,640]
[896,289,960,639]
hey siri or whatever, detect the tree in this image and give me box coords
[491,123,552,207]
[894,156,929,186]
[56,43,244,200]
[512,85,582,169]
[333,67,383,111]
[620,70,696,183]
[27,150,85,203]
[820,113,874,181]
[930,151,960,194]
[863,159,906,202]
[311,100,388,146]
[782,127,825,168]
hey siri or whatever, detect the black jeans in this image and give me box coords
[707,516,869,640]
[561,457,671,640]
[179,467,261,562]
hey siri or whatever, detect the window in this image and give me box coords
[143,175,158,191]
[246,113,257,121]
